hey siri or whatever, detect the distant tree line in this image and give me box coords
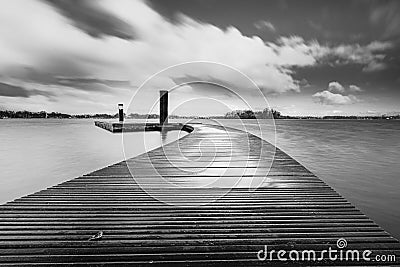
[321,115,400,120]
[0,110,160,119]
[74,113,117,119]
[127,113,159,119]
[2,109,399,120]
[0,110,123,119]
[224,108,281,119]
[0,110,72,119]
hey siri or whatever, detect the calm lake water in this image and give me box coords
[0,119,187,204]
[208,119,400,240]
[0,118,399,239]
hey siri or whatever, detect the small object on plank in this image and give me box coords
[88,231,103,241]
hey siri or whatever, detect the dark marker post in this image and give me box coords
[118,103,124,122]
[159,90,168,126]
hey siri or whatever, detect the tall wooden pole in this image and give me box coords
[118,103,124,122]
[159,90,168,125]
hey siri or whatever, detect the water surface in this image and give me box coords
[206,119,400,239]
[0,119,186,204]
[0,118,399,239]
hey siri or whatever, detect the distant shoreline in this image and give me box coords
[1,117,399,121]
[1,109,399,120]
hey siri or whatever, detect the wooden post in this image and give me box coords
[160,90,168,125]
[118,103,124,122]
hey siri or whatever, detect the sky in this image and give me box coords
[0,0,399,116]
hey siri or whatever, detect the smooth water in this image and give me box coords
[0,118,399,239]
[205,119,400,240]
[0,119,187,204]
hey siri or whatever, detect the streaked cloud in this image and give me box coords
[362,61,388,72]
[316,41,392,71]
[0,0,320,99]
[43,0,135,39]
[254,20,276,32]
[2,66,131,94]
[370,0,400,39]
[349,85,363,92]
[267,36,393,72]
[0,82,53,98]
[55,77,132,89]
[308,20,344,39]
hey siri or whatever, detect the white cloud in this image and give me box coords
[254,20,276,32]
[269,37,392,72]
[366,41,393,51]
[349,85,363,92]
[312,90,358,105]
[272,37,393,72]
[326,82,362,94]
[312,81,362,105]
[268,36,321,67]
[327,42,392,72]
[327,81,345,93]
[0,0,318,103]
[362,61,387,72]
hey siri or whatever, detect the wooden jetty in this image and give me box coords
[0,124,399,266]
[94,121,193,133]
[94,95,193,133]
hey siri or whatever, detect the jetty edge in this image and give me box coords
[94,120,194,133]
[0,123,399,265]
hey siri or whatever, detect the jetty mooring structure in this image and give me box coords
[95,90,184,133]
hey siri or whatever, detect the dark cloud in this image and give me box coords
[4,57,93,85]
[56,77,132,88]
[4,66,132,94]
[0,83,30,98]
[369,0,400,39]
[0,82,53,98]
[171,74,272,98]
[307,20,346,40]
[44,0,135,39]
[55,77,133,94]
[171,75,239,97]
[6,67,58,85]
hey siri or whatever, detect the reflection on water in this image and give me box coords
[160,129,168,142]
